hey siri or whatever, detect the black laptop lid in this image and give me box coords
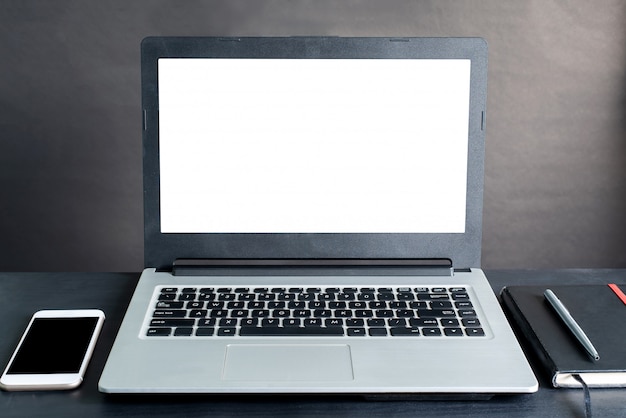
[141,37,488,271]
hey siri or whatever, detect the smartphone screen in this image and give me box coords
[7,318,99,374]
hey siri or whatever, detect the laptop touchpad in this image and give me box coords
[222,344,354,381]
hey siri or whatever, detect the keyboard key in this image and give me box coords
[261,318,280,327]
[422,327,443,336]
[147,328,171,336]
[231,309,250,318]
[304,318,323,327]
[409,318,438,327]
[196,327,214,336]
[219,318,238,327]
[197,318,216,327]
[397,293,415,301]
[293,310,311,317]
[217,328,236,336]
[174,327,193,336]
[443,328,464,336]
[239,327,344,336]
[466,328,485,336]
[388,318,407,327]
[153,309,186,317]
[348,328,366,336]
[440,318,460,327]
[429,301,453,309]
[241,318,258,327]
[325,318,344,327]
[395,309,414,317]
[416,309,456,318]
[156,301,184,309]
[209,309,228,318]
[198,293,216,301]
[150,319,195,327]
[346,319,365,327]
[189,309,208,318]
[367,319,385,327]
[390,327,420,336]
[462,318,481,327]
[368,328,388,336]
[274,309,290,317]
[313,309,332,317]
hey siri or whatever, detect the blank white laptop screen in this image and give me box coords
[158,58,471,234]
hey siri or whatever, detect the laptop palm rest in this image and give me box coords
[222,344,354,381]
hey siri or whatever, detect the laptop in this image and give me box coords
[99,36,538,397]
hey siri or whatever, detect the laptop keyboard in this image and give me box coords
[144,286,485,338]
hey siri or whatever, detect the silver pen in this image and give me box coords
[544,289,600,361]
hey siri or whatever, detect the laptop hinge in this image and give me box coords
[171,259,453,277]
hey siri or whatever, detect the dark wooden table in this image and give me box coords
[2,270,625,417]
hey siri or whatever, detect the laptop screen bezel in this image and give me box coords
[141,37,488,271]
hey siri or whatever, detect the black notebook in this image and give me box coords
[501,284,626,388]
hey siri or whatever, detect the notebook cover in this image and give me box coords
[501,284,626,388]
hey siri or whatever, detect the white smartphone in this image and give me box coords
[0,309,105,391]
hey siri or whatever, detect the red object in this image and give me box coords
[608,284,626,305]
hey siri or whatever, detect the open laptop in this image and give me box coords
[99,36,537,397]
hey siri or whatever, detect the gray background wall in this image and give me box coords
[1,1,625,272]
